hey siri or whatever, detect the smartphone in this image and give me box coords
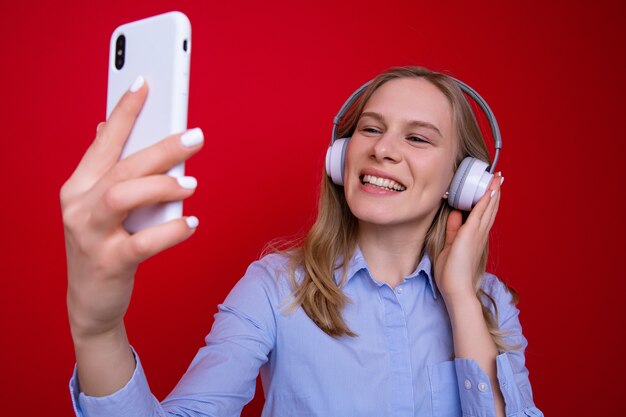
[107,11,191,233]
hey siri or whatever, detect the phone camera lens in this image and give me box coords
[115,34,126,70]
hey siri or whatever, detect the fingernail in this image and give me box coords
[490,190,496,198]
[177,176,197,189]
[96,122,105,133]
[500,176,505,186]
[129,75,145,93]
[181,128,204,147]
[496,171,502,177]
[185,216,199,229]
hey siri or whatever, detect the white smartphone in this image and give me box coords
[107,11,191,233]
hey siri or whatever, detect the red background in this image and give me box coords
[1,0,624,415]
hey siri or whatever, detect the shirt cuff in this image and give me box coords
[454,357,496,417]
[495,353,544,417]
[69,346,159,417]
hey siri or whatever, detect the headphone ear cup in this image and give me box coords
[447,157,493,211]
[325,137,350,185]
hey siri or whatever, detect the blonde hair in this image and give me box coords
[275,66,517,350]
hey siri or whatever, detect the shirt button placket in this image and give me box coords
[380,285,414,416]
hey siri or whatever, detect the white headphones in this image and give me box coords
[325,75,502,211]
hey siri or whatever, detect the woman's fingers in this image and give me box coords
[92,175,198,229]
[96,76,148,159]
[69,78,149,189]
[444,210,463,248]
[118,216,199,265]
[480,175,503,231]
[467,175,497,222]
[463,173,501,227]
[106,128,204,185]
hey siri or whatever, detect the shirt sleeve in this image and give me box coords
[453,274,544,417]
[68,257,282,417]
[69,347,163,417]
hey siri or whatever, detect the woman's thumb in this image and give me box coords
[444,210,463,246]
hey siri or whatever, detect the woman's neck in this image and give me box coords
[357,220,430,288]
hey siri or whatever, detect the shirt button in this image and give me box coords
[464,379,472,390]
[478,382,488,392]
[396,286,404,294]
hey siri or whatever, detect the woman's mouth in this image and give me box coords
[360,174,406,192]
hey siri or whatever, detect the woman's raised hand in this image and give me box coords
[434,173,503,300]
[61,78,204,342]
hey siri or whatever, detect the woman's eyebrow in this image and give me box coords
[360,111,386,124]
[360,111,442,138]
[406,120,442,138]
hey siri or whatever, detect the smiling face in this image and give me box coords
[343,77,458,229]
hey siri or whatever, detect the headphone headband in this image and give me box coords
[330,75,502,174]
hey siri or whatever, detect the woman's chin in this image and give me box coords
[352,209,412,228]
[350,202,442,232]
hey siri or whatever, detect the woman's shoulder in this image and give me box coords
[479,272,519,316]
[480,273,527,349]
[480,272,515,297]
[480,272,504,295]
[229,251,298,300]
[253,251,299,281]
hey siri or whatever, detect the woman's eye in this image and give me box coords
[362,127,382,134]
[407,135,428,143]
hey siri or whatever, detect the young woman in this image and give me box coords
[64,66,542,416]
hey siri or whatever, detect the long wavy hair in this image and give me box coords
[275,66,517,351]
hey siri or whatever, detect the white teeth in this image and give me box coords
[362,174,406,191]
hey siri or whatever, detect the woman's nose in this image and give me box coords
[372,132,401,163]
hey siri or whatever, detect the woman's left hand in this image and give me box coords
[434,173,503,300]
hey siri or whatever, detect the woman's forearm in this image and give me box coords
[72,322,135,397]
[444,290,505,417]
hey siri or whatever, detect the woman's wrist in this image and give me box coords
[441,289,483,322]
[71,320,128,350]
[73,322,136,397]
[67,297,124,343]
[438,274,476,304]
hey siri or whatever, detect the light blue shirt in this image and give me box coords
[70,249,543,417]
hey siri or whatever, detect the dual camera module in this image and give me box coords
[114,35,188,70]
[115,35,126,70]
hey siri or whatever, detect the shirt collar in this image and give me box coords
[333,246,438,299]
